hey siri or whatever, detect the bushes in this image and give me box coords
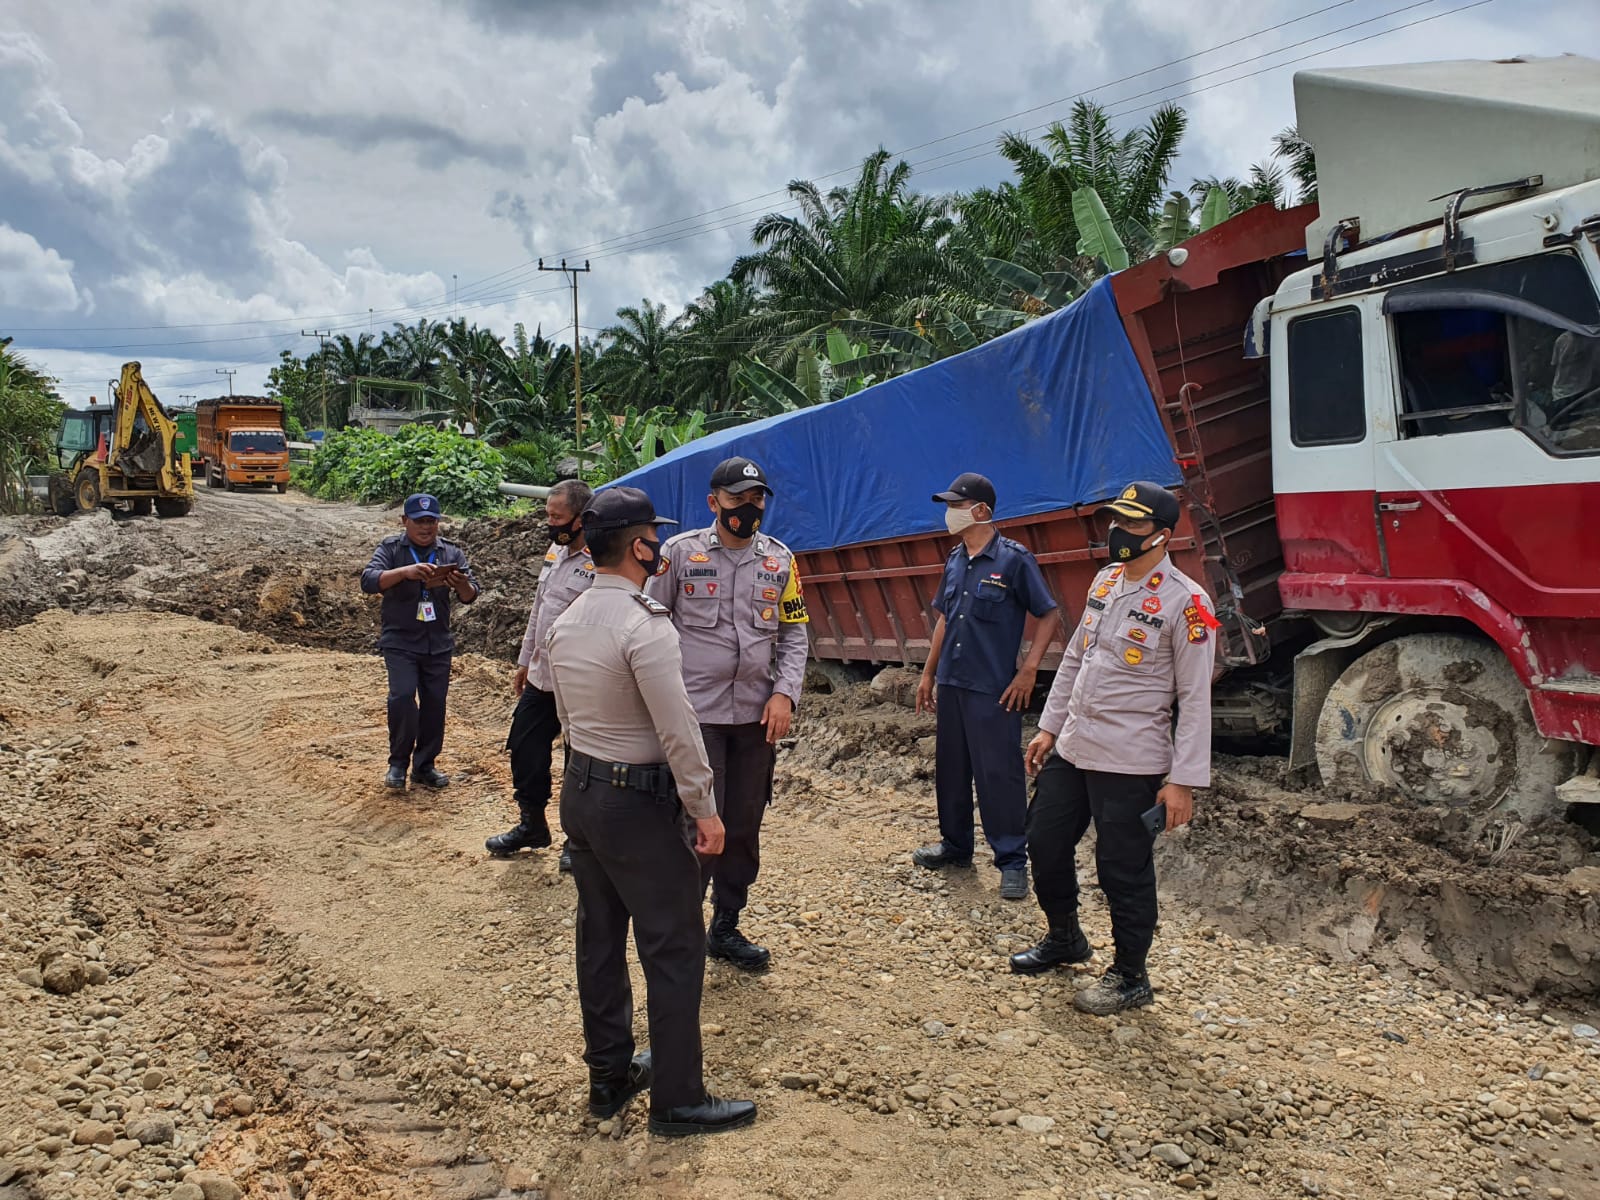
[301,424,507,515]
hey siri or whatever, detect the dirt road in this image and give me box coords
[2,492,1599,1199]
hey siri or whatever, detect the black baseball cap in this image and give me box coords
[582,487,679,533]
[1097,481,1181,529]
[932,472,996,508]
[709,456,772,496]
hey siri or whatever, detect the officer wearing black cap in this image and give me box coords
[360,493,479,790]
[1012,481,1215,1016]
[646,455,808,972]
[546,486,757,1138]
[913,472,1059,901]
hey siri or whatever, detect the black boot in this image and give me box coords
[1074,963,1154,1015]
[589,1049,652,1118]
[485,811,552,858]
[706,908,770,972]
[1009,919,1092,974]
[648,1094,757,1137]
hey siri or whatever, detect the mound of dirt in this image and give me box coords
[449,510,551,662]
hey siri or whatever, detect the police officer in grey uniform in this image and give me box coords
[646,457,808,972]
[1012,481,1215,1015]
[488,479,595,862]
[546,486,757,1137]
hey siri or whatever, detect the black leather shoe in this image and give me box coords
[1074,964,1154,1015]
[707,908,770,972]
[648,1094,757,1137]
[485,820,552,858]
[383,766,406,790]
[1010,924,1093,974]
[589,1049,652,1118]
[912,842,973,869]
[413,767,451,789]
[558,844,573,874]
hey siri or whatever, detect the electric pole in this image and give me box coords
[538,258,592,476]
[214,368,236,396]
[301,329,332,433]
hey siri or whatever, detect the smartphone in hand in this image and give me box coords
[1140,803,1167,839]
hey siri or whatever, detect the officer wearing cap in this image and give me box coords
[1012,481,1215,1015]
[645,456,808,971]
[488,478,596,865]
[360,494,479,790]
[913,472,1060,901]
[546,486,757,1137]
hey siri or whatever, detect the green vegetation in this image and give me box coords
[0,339,65,514]
[300,425,507,515]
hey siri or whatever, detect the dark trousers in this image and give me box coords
[1027,755,1163,972]
[700,722,775,914]
[934,685,1028,869]
[383,650,452,772]
[559,770,706,1109]
[506,686,562,824]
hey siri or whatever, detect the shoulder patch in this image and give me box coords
[633,592,670,616]
[543,546,559,563]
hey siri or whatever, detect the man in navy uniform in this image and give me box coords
[913,472,1059,900]
[360,493,479,790]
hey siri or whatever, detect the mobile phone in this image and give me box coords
[1140,803,1167,839]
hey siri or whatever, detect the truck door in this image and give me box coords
[1373,250,1600,616]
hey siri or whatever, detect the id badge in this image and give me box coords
[417,599,437,622]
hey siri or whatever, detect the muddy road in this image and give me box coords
[3,491,1599,1199]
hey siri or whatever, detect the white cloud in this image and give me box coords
[0,223,82,312]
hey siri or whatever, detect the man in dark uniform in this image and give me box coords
[1012,481,1215,1015]
[546,486,757,1137]
[913,472,1059,900]
[360,493,479,790]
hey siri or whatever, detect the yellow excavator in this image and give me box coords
[47,361,194,518]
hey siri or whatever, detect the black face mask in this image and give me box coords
[718,501,764,538]
[1108,526,1166,563]
[633,537,663,578]
[548,518,579,546]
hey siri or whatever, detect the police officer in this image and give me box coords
[360,493,478,790]
[913,473,1059,900]
[488,479,595,863]
[546,486,757,1137]
[1011,481,1214,1015]
[646,456,807,971]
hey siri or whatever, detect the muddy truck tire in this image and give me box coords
[1316,632,1575,821]
[154,496,192,518]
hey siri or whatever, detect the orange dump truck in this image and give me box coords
[196,396,290,492]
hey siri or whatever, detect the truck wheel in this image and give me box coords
[75,473,100,513]
[276,482,288,494]
[1316,633,1573,819]
[47,475,75,517]
[206,467,219,489]
[223,471,235,492]
[130,498,153,516]
[154,497,191,518]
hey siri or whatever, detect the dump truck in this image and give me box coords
[47,361,194,518]
[613,56,1600,822]
[170,407,203,473]
[196,396,290,492]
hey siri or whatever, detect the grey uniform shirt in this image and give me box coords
[546,575,717,819]
[645,524,809,726]
[1038,556,1215,787]
[516,543,596,692]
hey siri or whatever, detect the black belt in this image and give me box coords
[566,749,676,799]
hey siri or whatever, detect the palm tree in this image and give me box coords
[592,299,681,411]
[440,320,511,427]
[381,319,447,385]
[1273,125,1317,203]
[675,278,760,413]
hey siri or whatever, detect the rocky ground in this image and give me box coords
[2,490,1599,1199]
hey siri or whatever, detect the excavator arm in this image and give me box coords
[110,361,193,498]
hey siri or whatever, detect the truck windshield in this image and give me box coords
[230,431,286,453]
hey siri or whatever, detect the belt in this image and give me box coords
[566,749,676,799]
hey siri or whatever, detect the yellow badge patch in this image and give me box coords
[778,567,809,624]
[689,552,710,563]
[761,606,775,621]
[543,546,558,563]
[1123,647,1144,665]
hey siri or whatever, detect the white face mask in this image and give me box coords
[945,505,987,534]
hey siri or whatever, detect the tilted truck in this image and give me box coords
[196,396,290,492]
[614,56,1600,822]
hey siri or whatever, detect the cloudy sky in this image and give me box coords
[2,0,1593,401]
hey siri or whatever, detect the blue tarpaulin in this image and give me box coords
[608,278,1181,553]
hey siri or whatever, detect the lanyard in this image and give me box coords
[409,545,439,597]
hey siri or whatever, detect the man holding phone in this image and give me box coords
[360,493,479,791]
[1010,482,1215,1015]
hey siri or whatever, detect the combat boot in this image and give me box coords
[1009,919,1092,974]
[485,811,552,858]
[1073,963,1153,1016]
[707,907,770,972]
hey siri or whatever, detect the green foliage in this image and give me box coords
[501,433,569,485]
[0,341,65,513]
[585,405,711,484]
[1198,186,1233,233]
[301,425,506,515]
[1072,186,1130,272]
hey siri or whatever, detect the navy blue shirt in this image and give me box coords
[360,533,478,655]
[931,532,1057,695]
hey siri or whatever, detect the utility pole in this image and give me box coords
[301,329,332,433]
[538,258,592,475]
[214,368,236,396]
[452,273,458,322]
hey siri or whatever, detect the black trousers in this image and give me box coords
[700,722,775,914]
[1027,755,1163,972]
[382,650,452,773]
[934,685,1028,869]
[506,686,562,824]
[559,768,707,1110]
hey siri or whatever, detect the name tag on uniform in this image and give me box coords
[418,600,437,622]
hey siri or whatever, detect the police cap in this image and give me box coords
[582,487,679,533]
[1098,481,1181,529]
[709,456,772,496]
